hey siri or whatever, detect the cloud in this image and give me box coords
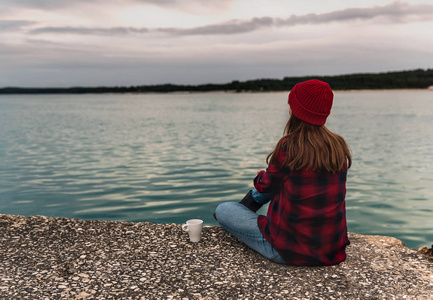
[30,26,150,35]
[0,0,83,9]
[0,20,36,31]
[161,17,274,35]
[0,0,234,12]
[0,0,224,6]
[29,1,433,37]
[133,0,235,13]
[275,1,433,26]
[29,19,274,36]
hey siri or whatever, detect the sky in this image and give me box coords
[1,0,432,87]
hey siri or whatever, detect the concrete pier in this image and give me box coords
[1,214,432,299]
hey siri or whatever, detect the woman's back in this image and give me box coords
[257,167,349,266]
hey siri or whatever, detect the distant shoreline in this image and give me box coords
[0,88,431,96]
[1,68,432,95]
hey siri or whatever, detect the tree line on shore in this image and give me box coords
[1,69,432,95]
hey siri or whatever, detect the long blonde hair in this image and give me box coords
[267,114,351,174]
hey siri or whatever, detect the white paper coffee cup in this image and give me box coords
[182,219,203,242]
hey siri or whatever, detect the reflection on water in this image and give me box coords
[0,90,433,249]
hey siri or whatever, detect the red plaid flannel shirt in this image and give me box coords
[254,151,350,266]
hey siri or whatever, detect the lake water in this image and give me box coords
[1,90,432,249]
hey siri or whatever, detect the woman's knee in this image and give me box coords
[215,201,237,222]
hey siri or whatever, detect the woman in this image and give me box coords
[215,80,351,266]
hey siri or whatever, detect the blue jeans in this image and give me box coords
[215,200,285,264]
[251,189,273,205]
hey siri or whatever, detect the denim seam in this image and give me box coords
[270,253,281,261]
[219,223,265,241]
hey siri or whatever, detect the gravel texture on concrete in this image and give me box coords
[1,214,433,299]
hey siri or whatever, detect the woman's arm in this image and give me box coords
[253,163,286,193]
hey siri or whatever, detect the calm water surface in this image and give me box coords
[0,91,432,248]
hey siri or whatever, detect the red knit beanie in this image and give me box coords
[288,79,334,126]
